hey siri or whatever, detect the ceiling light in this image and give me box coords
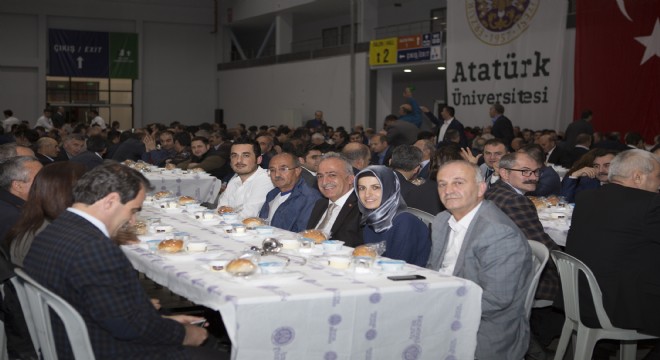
[404,69,412,73]
[437,66,446,70]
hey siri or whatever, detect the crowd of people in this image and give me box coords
[1,96,660,359]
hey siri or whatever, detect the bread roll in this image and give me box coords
[217,206,235,214]
[352,245,377,258]
[298,229,327,244]
[165,163,176,170]
[226,258,257,275]
[178,196,195,205]
[153,191,172,200]
[158,239,184,253]
[242,217,265,227]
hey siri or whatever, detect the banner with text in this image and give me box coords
[49,29,138,79]
[447,1,566,131]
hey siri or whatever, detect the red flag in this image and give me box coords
[575,0,660,143]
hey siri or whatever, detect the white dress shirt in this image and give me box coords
[315,190,352,237]
[267,192,291,221]
[438,118,453,143]
[35,116,53,130]
[438,202,483,275]
[68,207,110,238]
[217,167,274,218]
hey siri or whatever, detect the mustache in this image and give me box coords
[598,172,608,177]
[523,180,537,185]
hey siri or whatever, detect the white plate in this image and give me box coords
[221,270,304,285]
[162,207,184,214]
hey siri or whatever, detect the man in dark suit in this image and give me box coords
[422,105,468,148]
[489,103,514,150]
[369,134,391,166]
[307,153,363,247]
[298,144,322,189]
[35,137,59,165]
[342,142,371,175]
[428,160,532,360]
[51,106,66,129]
[414,139,434,180]
[23,163,224,359]
[563,109,594,149]
[484,152,560,301]
[390,145,443,215]
[54,133,86,161]
[539,134,570,168]
[564,133,592,169]
[565,149,660,336]
[70,135,106,171]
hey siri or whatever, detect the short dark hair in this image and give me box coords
[492,103,505,114]
[581,109,592,120]
[174,132,191,147]
[231,138,261,157]
[443,106,455,117]
[484,138,507,148]
[518,144,545,165]
[3,110,13,117]
[72,162,153,205]
[191,136,209,145]
[391,145,422,171]
[86,135,107,153]
[624,132,643,146]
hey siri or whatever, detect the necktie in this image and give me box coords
[316,202,337,231]
[485,167,494,180]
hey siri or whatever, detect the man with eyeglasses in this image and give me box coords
[485,152,561,301]
[217,139,273,218]
[259,152,321,232]
[307,153,363,247]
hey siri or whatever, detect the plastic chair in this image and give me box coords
[12,268,95,360]
[525,240,549,320]
[551,251,657,360]
[0,284,7,360]
[403,207,434,226]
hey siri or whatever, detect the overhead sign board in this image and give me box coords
[49,29,138,79]
[370,32,443,67]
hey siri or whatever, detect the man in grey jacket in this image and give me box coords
[428,160,532,360]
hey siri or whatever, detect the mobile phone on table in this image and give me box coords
[387,274,426,281]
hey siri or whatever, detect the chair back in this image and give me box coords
[12,268,95,360]
[403,207,434,226]
[525,240,549,319]
[550,251,615,329]
[9,277,40,358]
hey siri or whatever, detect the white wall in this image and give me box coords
[0,0,218,128]
[217,53,368,131]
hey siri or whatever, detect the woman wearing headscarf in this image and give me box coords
[354,165,430,266]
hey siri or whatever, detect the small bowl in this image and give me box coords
[322,240,345,252]
[208,259,230,271]
[186,241,208,252]
[378,259,405,273]
[255,226,274,235]
[221,213,239,222]
[328,256,351,269]
[146,240,161,251]
[152,225,174,233]
[258,259,288,274]
[170,232,190,241]
[280,239,301,250]
[163,207,184,214]
[233,224,247,234]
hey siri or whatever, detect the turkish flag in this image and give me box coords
[574,0,660,143]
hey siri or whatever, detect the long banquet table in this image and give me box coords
[122,206,483,360]
[143,170,221,204]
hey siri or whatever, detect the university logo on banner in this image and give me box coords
[447,1,566,131]
[574,0,660,142]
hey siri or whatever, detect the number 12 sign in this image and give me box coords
[369,37,397,66]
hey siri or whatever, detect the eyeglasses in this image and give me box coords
[267,166,299,175]
[505,168,542,177]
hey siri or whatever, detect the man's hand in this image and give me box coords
[420,105,430,113]
[143,135,156,151]
[460,147,482,164]
[572,166,598,178]
[182,325,208,346]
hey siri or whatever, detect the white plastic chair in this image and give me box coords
[12,268,95,360]
[0,283,7,360]
[8,277,40,358]
[525,240,549,320]
[403,207,435,226]
[551,251,657,360]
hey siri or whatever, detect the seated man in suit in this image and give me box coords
[24,162,225,359]
[428,160,532,360]
[342,142,371,174]
[564,133,592,169]
[413,139,434,180]
[485,152,560,302]
[307,153,363,247]
[55,133,85,161]
[519,144,561,196]
[539,134,570,168]
[71,135,107,171]
[566,149,660,337]
[259,152,321,232]
[369,134,391,166]
[298,144,323,188]
[390,145,443,215]
[35,136,59,165]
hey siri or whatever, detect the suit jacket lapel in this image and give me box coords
[331,193,357,235]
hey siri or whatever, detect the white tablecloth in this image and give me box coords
[144,171,220,203]
[122,207,483,360]
[537,206,572,247]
